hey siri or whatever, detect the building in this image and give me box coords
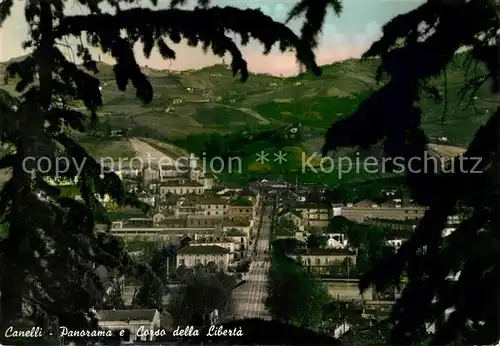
[191,237,236,261]
[157,180,205,195]
[176,245,231,270]
[223,228,248,259]
[292,202,332,228]
[96,309,161,342]
[290,248,357,274]
[274,227,308,243]
[222,218,253,238]
[324,232,348,249]
[196,195,230,216]
[364,218,419,232]
[341,199,427,223]
[107,217,219,241]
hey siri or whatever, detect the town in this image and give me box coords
[42,150,465,344]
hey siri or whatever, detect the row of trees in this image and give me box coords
[0,0,330,341]
[327,216,397,275]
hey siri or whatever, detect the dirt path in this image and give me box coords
[221,105,270,124]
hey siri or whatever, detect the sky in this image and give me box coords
[0,0,423,76]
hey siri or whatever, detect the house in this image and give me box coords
[176,245,231,270]
[364,217,419,232]
[96,309,161,342]
[324,233,348,249]
[186,215,224,228]
[158,180,204,195]
[196,195,229,216]
[222,218,253,238]
[341,200,427,223]
[173,197,205,216]
[229,197,256,222]
[107,216,218,241]
[191,237,236,261]
[277,209,306,231]
[294,202,332,228]
[141,154,215,190]
[223,228,248,259]
[289,248,356,274]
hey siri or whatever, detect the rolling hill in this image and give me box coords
[0,53,496,168]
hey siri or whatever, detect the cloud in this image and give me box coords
[355,21,382,45]
[273,3,288,21]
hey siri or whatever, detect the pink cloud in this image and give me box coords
[136,42,369,76]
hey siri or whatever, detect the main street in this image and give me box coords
[233,205,273,319]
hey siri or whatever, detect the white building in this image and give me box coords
[196,196,230,216]
[325,233,348,248]
[386,238,406,250]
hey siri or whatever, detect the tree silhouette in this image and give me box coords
[321,0,500,344]
[0,0,340,341]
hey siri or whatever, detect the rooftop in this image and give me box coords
[160,194,181,205]
[278,209,303,219]
[157,218,188,227]
[193,237,232,244]
[177,245,230,255]
[186,214,225,220]
[294,202,330,210]
[96,309,158,322]
[294,248,356,256]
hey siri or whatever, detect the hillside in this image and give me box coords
[0,53,496,163]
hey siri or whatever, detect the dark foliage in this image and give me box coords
[321,0,500,344]
[169,265,236,326]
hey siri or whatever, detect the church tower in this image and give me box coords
[187,154,199,181]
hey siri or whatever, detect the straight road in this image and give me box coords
[233,206,272,319]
